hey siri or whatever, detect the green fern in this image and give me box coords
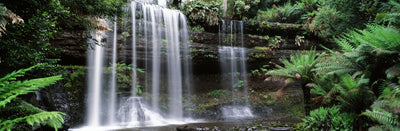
[302,105,355,130]
[266,49,321,84]
[335,25,400,53]
[266,49,321,113]
[0,64,64,131]
[362,83,400,130]
[315,44,380,80]
[375,0,400,27]
[0,111,65,131]
[363,109,399,126]
[0,75,62,107]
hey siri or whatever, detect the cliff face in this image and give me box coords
[51,28,325,66]
[51,30,89,65]
[44,21,316,128]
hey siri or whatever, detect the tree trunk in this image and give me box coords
[302,83,311,115]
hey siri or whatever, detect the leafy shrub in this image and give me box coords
[60,0,128,17]
[207,89,229,98]
[307,5,351,38]
[255,1,305,23]
[232,0,260,19]
[302,105,355,130]
[181,0,223,26]
[0,9,62,74]
[305,0,377,38]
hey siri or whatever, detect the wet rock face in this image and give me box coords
[51,30,89,65]
[36,67,87,128]
[190,30,326,50]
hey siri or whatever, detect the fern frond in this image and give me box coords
[368,125,400,131]
[0,64,43,83]
[334,36,356,52]
[362,110,399,126]
[335,25,400,53]
[0,75,63,107]
[0,111,65,131]
[386,64,400,79]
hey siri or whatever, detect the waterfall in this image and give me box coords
[158,0,167,7]
[131,2,137,96]
[107,20,118,125]
[218,20,253,119]
[86,30,105,126]
[83,0,192,128]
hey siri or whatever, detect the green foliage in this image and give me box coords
[307,0,376,38]
[181,0,223,26]
[306,21,400,130]
[0,64,64,131]
[0,9,62,73]
[0,0,129,73]
[315,46,373,77]
[335,25,400,53]
[233,80,244,88]
[255,1,305,23]
[207,89,229,98]
[266,49,321,113]
[105,63,145,95]
[59,0,128,17]
[302,105,355,130]
[0,64,63,107]
[335,75,375,113]
[308,5,352,38]
[310,73,376,114]
[189,25,205,31]
[308,74,339,105]
[251,65,268,78]
[362,83,400,130]
[375,0,400,27]
[232,0,260,19]
[0,111,65,131]
[266,49,320,85]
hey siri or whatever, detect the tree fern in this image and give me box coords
[336,75,375,113]
[266,49,321,113]
[315,51,366,77]
[0,64,64,131]
[266,49,321,84]
[315,44,379,80]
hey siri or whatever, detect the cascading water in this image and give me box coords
[218,20,253,119]
[86,30,105,127]
[131,2,137,96]
[82,0,193,129]
[107,20,118,125]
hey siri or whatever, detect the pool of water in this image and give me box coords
[71,118,299,131]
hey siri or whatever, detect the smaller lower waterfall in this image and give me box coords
[218,20,253,119]
[221,106,253,119]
